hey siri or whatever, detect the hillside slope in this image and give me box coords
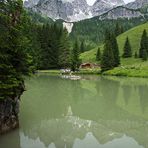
[80,22,148,63]
[70,17,147,46]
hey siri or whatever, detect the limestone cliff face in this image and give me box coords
[91,0,125,16]
[126,0,148,9]
[24,0,40,8]
[24,0,147,21]
[0,82,25,135]
[32,0,90,21]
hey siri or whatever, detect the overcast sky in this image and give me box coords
[86,0,135,5]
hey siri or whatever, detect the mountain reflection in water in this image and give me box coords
[0,75,148,148]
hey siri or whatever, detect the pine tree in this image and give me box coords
[58,28,71,68]
[110,33,120,67]
[122,37,132,58]
[39,23,65,69]
[0,0,31,99]
[134,52,138,58]
[71,39,81,71]
[115,22,124,36]
[115,22,120,36]
[104,29,111,41]
[96,47,101,61]
[80,40,85,53]
[139,29,148,60]
[101,40,115,72]
[142,49,147,61]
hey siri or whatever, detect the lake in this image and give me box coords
[0,74,148,148]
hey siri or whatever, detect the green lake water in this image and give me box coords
[0,74,148,148]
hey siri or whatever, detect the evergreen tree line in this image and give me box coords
[139,30,148,60]
[70,17,145,46]
[36,23,71,69]
[100,29,148,71]
[96,22,124,63]
[101,31,120,71]
[29,23,83,70]
[122,29,148,61]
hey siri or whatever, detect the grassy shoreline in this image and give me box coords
[103,67,148,78]
[38,68,148,78]
[38,69,100,75]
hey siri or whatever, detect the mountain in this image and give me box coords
[126,0,148,9]
[24,0,148,22]
[80,22,148,62]
[28,0,91,21]
[99,6,144,20]
[24,0,40,8]
[91,0,125,16]
[24,0,127,22]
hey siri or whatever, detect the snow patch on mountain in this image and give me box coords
[63,22,73,33]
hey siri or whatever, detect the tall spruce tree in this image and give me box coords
[80,40,85,53]
[115,22,124,36]
[139,29,148,60]
[134,51,138,58]
[39,24,51,69]
[104,29,111,41]
[101,40,115,72]
[110,33,120,67]
[122,37,132,58]
[142,48,147,61]
[0,0,31,99]
[58,28,71,68]
[71,39,81,71]
[96,47,101,61]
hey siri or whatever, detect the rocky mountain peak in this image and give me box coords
[126,0,148,9]
[24,0,147,22]
[31,0,91,21]
[24,0,40,8]
[91,0,125,16]
[93,0,125,6]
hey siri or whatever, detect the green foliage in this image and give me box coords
[58,28,71,68]
[122,37,132,58]
[38,23,71,69]
[102,57,148,78]
[101,31,120,71]
[96,47,101,61]
[80,40,85,53]
[0,0,32,99]
[110,33,120,67]
[27,10,53,24]
[115,22,124,36]
[81,23,148,63]
[135,51,138,58]
[71,39,81,71]
[140,4,148,14]
[70,17,147,49]
[101,40,115,72]
[139,29,148,60]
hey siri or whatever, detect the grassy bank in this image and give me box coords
[38,69,100,75]
[103,59,148,78]
[104,68,148,78]
[37,70,61,74]
[38,58,148,78]
[79,23,148,78]
[80,23,148,63]
[38,64,148,78]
